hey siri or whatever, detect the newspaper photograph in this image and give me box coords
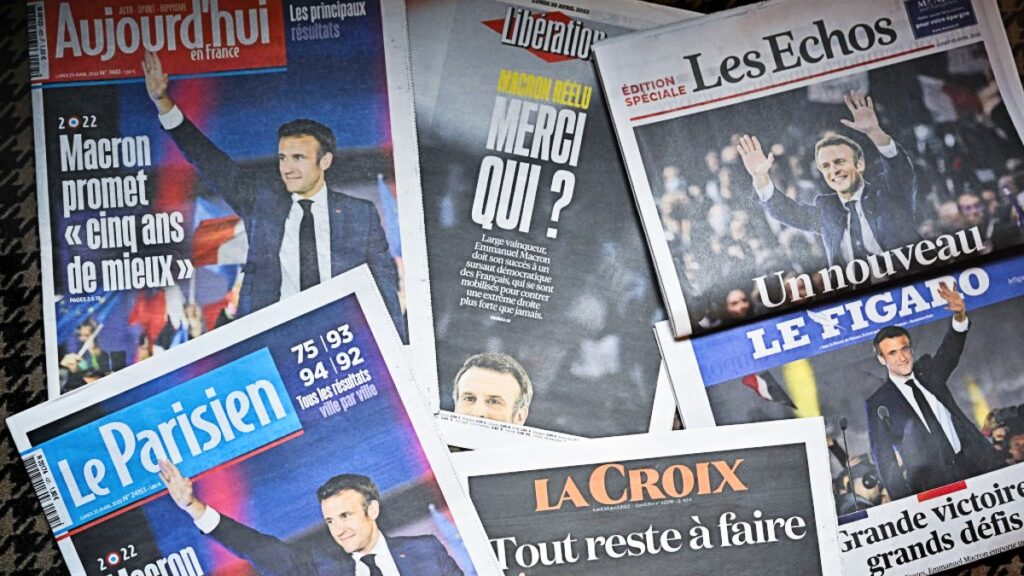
[657,253,1024,575]
[6,265,498,576]
[403,0,696,448]
[594,0,1024,338]
[451,419,843,575]
[28,0,420,398]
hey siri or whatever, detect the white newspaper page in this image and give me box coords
[404,0,695,448]
[658,253,1024,575]
[452,419,843,575]
[7,266,498,576]
[595,0,1024,338]
[28,0,421,398]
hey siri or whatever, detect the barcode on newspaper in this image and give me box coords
[23,450,72,533]
[26,2,49,81]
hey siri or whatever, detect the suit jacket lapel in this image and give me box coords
[820,195,846,262]
[329,190,346,276]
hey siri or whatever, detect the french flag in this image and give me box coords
[192,215,248,267]
[741,371,796,409]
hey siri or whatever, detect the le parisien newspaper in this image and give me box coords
[403,0,696,448]
[658,252,1024,575]
[593,0,1024,338]
[28,0,421,398]
[452,419,843,575]
[7,266,499,576]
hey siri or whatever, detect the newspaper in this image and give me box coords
[403,0,696,448]
[657,253,1024,575]
[452,419,843,575]
[28,0,420,398]
[7,265,498,575]
[593,0,1024,338]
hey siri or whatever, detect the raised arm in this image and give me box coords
[738,135,822,233]
[841,92,916,210]
[930,281,969,385]
[142,51,254,220]
[159,460,313,576]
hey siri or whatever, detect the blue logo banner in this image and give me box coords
[692,256,1024,387]
[31,347,301,534]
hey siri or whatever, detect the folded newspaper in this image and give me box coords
[658,253,1024,575]
[452,418,843,575]
[403,0,697,448]
[594,0,1024,338]
[28,0,420,398]
[7,266,497,575]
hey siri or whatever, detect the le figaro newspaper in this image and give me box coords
[451,419,843,575]
[594,0,1024,338]
[658,252,1024,575]
[7,266,499,576]
[403,0,697,448]
[28,0,421,398]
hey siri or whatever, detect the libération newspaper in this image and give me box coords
[403,0,696,448]
[594,0,1024,338]
[452,419,843,575]
[658,252,1024,575]
[28,0,420,398]
[7,265,498,576]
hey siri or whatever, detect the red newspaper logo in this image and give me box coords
[34,0,287,85]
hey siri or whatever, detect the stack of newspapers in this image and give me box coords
[10,0,1024,573]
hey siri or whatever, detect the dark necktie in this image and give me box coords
[846,199,869,261]
[906,378,951,449]
[360,554,385,576]
[298,199,321,291]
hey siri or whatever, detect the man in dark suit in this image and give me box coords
[159,461,463,575]
[864,281,1002,501]
[141,52,404,338]
[737,91,920,267]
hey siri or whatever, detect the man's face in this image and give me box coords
[76,325,94,344]
[725,289,751,319]
[816,144,865,196]
[1009,435,1024,463]
[877,335,914,377]
[321,489,379,554]
[957,194,984,226]
[278,135,333,198]
[454,367,527,425]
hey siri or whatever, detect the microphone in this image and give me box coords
[837,415,858,512]
[878,406,895,436]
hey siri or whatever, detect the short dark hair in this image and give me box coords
[278,119,336,160]
[453,352,533,412]
[316,474,379,511]
[873,325,911,356]
[815,134,864,166]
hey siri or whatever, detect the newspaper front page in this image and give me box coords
[658,253,1024,575]
[452,419,843,575]
[7,265,498,576]
[594,0,1024,338]
[403,0,697,448]
[28,0,420,398]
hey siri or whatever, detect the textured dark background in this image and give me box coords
[1,1,1022,574]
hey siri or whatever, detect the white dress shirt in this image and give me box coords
[352,535,400,576]
[279,186,332,299]
[888,316,970,454]
[159,105,334,299]
[754,139,897,263]
[836,184,883,263]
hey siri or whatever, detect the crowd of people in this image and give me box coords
[653,66,1024,328]
[829,403,1024,516]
